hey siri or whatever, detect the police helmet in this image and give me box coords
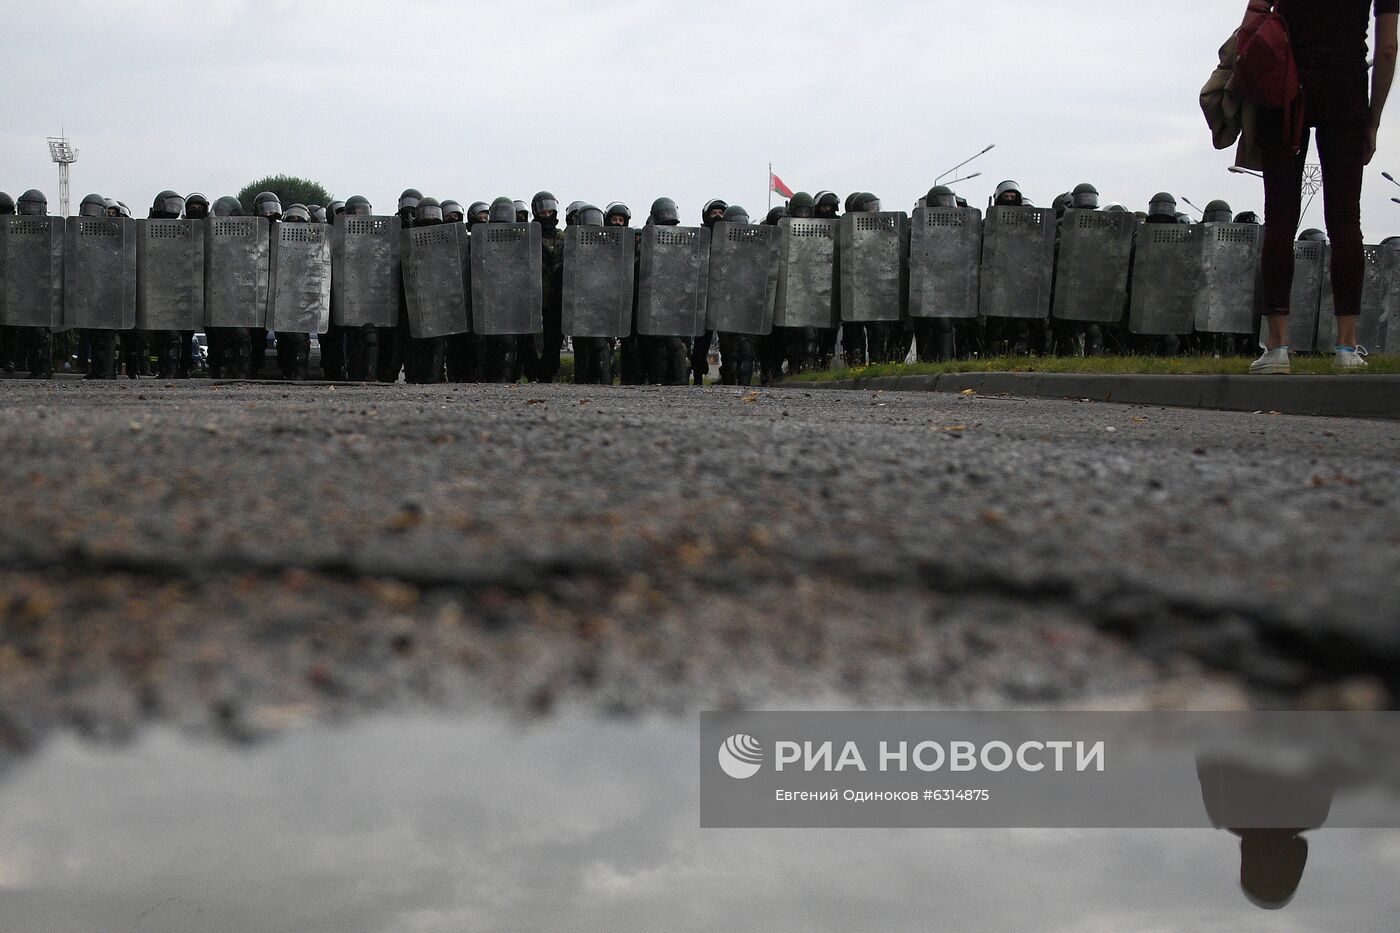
[722,204,750,224]
[650,197,680,226]
[78,193,108,218]
[253,191,283,219]
[1147,192,1178,218]
[212,196,243,217]
[925,186,958,209]
[489,196,516,223]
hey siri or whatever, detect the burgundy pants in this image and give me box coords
[1258,108,1366,318]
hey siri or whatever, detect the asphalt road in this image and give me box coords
[0,379,1396,756]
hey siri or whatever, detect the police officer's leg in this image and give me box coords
[841,321,865,366]
[600,338,616,385]
[691,330,713,386]
[87,330,116,379]
[246,328,266,377]
[276,332,296,380]
[540,306,563,383]
[716,332,735,385]
[27,328,54,378]
[817,326,837,370]
[734,335,756,387]
[667,337,689,385]
[178,330,195,377]
[865,323,889,364]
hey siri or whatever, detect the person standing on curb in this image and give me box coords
[1252,0,1397,374]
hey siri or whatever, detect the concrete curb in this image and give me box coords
[805,372,1400,420]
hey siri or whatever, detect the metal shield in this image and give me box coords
[1128,223,1203,335]
[1053,209,1138,324]
[0,216,64,328]
[469,222,542,335]
[1381,245,1400,352]
[62,216,137,331]
[268,222,332,334]
[979,206,1055,320]
[1257,241,1323,352]
[637,226,710,337]
[773,217,837,329]
[908,207,982,319]
[838,211,907,323]
[705,221,780,334]
[332,215,401,328]
[402,222,469,338]
[1193,222,1261,334]
[205,216,270,329]
[561,225,634,338]
[1316,244,1387,350]
[137,219,205,331]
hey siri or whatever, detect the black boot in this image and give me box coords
[1084,324,1103,357]
[599,339,615,385]
[573,340,592,385]
[295,335,310,381]
[156,331,181,379]
[86,331,117,379]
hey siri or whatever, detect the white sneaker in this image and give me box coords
[1249,346,1291,375]
[1333,345,1369,370]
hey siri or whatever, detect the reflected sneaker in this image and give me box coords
[1249,346,1291,375]
[1333,345,1369,370]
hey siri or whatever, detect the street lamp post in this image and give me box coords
[934,145,995,186]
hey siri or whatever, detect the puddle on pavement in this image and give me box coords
[0,712,1396,932]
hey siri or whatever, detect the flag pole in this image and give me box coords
[768,162,772,213]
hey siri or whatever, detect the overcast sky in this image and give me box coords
[2,716,1399,931]
[4,1,1400,236]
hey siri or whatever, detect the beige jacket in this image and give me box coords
[1201,31,1264,171]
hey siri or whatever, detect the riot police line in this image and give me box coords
[1,183,1396,385]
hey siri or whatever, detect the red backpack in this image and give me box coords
[1234,0,1305,150]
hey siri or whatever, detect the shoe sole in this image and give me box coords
[1249,364,1291,375]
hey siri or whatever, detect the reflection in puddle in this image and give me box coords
[0,713,1396,932]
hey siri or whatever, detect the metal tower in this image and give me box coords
[47,134,78,217]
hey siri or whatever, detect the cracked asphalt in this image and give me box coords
[0,378,1396,759]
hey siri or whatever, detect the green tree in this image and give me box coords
[237,175,333,215]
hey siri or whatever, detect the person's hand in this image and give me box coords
[1366,123,1380,165]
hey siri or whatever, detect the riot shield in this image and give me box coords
[773,217,837,329]
[1128,223,1202,335]
[332,215,401,328]
[1193,223,1261,334]
[637,226,710,337]
[908,207,981,319]
[205,216,270,329]
[1316,245,1387,350]
[1257,241,1323,352]
[561,225,634,338]
[402,223,469,338]
[1381,245,1400,352]
[470,222,542,335]
[63,216,137,331]
[838,211,907,323]
[979,206,1055,320]
[268,222,332,334]
[137,219,205,331]
[0,216,64,328]
[705,222,780,334]
[1052,209,1138,324]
